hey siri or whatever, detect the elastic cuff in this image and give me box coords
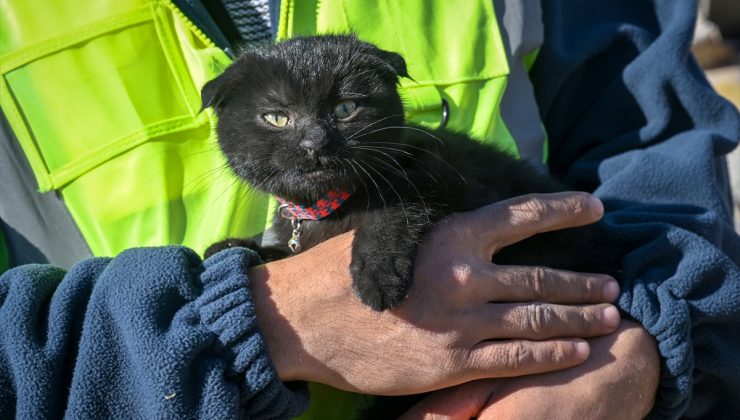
[198,247,309,419]
[620,283,693,419]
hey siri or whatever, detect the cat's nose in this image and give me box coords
[299,128,329,151]
[300,138,327,151]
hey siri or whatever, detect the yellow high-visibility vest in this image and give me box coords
[1,0,522,417]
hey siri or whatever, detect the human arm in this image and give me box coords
[0,247,307,419]
[531,1,740,417]
[0,192,620,418]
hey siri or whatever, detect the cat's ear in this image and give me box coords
[200,76,224,112]
[374,49,411,81]
[200,70,233,112]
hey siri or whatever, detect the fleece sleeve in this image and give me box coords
[0,246,308,419]
[531,1,740,418]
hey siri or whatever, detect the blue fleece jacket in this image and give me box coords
[0,247,308,419]
[532,1,740,418]
[1,1,739,419]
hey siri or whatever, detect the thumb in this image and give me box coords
[398,380,500,420]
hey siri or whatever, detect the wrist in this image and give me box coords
[612,320,660,416]
[248,262,307,382]
[248,232,364,389]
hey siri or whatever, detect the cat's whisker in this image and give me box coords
[353,145,446,183]
[358,157,410,226]
[179,143,223,161]
[351,145,435,192]
[352,125,465,182]
[345,159,372,210]
[354,144,442,184]
[227,158,283,194]
[364,141,468,184]
[352,146,409,177]
[349,125,400,141]
[256,166,282,192]
[335,159,353,191]
[199,173,246,225]
[346,114,405,141]
[352,125,445,147]
[359,153,431,223]
[353,144,413,156]
[184,163,232,194]
[351,158,387,210]
[395,126,446,146]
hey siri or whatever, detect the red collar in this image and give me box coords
[276,190,351,221]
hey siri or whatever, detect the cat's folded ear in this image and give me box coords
[200,68,235,112]
[200,76,224,112]
[374,49,412,82]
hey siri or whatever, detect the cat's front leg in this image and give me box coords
[350,206,433,311]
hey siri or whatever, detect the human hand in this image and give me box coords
[249,192,622,395]
[400,320,660,420]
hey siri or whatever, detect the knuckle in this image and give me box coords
[530,267,552,300]
[521,197,549,223]
[507,341,531,370]
[505,195,549,228]
[451,262,474,286]
[442,349,468,374]
[565,194,589,215]
[526,303,554,334]
[579,306,598,330]
[547,342,571,364]
[582,276,598,302]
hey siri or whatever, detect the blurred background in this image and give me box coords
[693,0,740,231]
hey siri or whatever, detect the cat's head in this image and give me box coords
[202,35,409,203]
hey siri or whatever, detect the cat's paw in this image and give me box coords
[350,251,414,311]
[204,238,261,259]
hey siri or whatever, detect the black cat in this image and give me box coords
[202,35,624,311]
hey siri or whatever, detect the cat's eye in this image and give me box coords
[263,113,289,127]
[334,100,358,120]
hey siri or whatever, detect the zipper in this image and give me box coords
[169,0,236,57]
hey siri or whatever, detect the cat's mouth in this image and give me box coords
[296,155,337,179]
[301,168,328,179]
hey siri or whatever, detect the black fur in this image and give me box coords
[203,34,625,312]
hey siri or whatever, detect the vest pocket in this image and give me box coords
[0,1,269,257]
[0,1,225,191]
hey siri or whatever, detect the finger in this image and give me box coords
[466,263,619,304]
[469,302,621,340]
[467,339,590,378]
[465,192,604,251]
[399,380,499,420]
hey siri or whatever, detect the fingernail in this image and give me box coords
[603,280,620,301]
[602,306,620,328]
[588,195,604,218]
[575,341,590,359]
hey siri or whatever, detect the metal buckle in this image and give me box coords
[440,98,450,128]
[288,219,303,254]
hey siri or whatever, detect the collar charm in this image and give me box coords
[276,190,351,253]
